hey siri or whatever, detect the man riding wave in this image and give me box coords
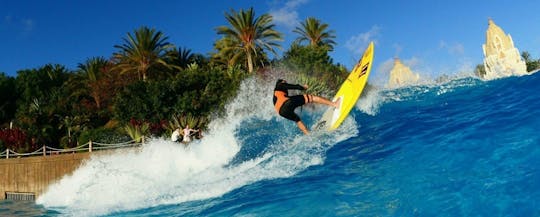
[273,79,339,134]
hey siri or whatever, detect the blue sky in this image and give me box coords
[2,0,540,85]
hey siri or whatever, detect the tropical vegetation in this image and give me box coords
[0,9,347,154]
[521,51,540,72]
[216,7,282,73]
[293,17,337,50]
[280,16,346,96]
[3,7,540,155]
[113,26,175,81]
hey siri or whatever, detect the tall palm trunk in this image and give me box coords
[92,92,102,109]
[246,51,254,73]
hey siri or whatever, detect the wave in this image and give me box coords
[354,74,485,117]
[36,76,358,216]
[37,71,540,216]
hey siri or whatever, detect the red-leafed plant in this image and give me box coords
[149,119,167,135]
[0,128,33,153]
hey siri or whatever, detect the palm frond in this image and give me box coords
[216,8,282,73]
[124,122,149,143]
[112,26,174,81]
[293,17,336,50]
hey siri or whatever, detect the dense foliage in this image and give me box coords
[0,73,17,125]
[0,128,29,153]
[280,44,348,96]
[1,14,264,153]
[113,66,244,124]
[522,51,540,72]
[1,62,246,152]
[14,64,71,148]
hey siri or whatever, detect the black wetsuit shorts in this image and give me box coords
[279,95,309,122]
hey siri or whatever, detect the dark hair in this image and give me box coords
[276,79,285,85]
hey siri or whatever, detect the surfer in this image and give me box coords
[273,79,339,134]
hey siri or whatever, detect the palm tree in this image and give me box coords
[293,17,336,50]
[78,57,108,81]
[57,115,89,148]
[170,47,195,69]
[211,36,244,68]
[521,51,540,72]
[113,26,174,81]
[216,8,282,73]
[78,57,108,108]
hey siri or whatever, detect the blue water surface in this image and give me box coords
[1,73,539,216]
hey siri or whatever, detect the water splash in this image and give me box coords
[36,76,359,216]
[356,85,384,116]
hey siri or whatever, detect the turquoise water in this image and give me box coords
[1,73,539,216]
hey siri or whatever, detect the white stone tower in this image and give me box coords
[482,18,527,79]
[387,58,420,88]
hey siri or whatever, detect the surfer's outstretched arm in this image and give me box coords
[276,81,306,91]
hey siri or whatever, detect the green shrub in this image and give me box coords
[113,67,244,125]
[280,45,348,96]
[78,127,130,145]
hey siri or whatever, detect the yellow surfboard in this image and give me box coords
[316,42,374,131]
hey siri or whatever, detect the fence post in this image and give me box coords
[6,149,9,159]
[43,145,46,156]
[89,140,93,152]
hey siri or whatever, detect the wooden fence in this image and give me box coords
[0,139,142,200]
[0,138,143,159]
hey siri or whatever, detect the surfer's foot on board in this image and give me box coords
[333,98,341,109]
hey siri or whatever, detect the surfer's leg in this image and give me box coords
[296,121,309,135]
[279,100,300,121]
[278,100,308,134]
[309,95,339,108]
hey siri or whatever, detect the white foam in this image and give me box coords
[356,86,383,116]
[36,76,358,216]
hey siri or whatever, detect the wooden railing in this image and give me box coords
[0,137,144,159]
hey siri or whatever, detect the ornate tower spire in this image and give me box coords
[387,57,420,88]
[481,18,527,79]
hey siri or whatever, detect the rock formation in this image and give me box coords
[481,18,527,79]
[387,58,420,88]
